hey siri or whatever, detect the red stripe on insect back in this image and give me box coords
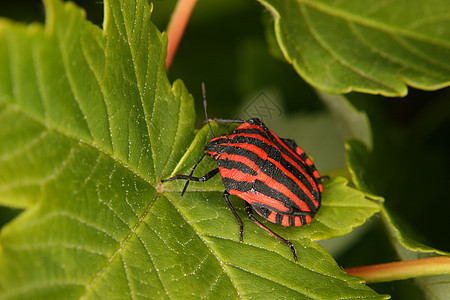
[266,129,319,194]
[305,215,312,224]
[275,149,319,195]
[266,156,318,208]
[223,153,260,173]
[269,128,304,161]
[229,130,319,197]
[216,142,318,209]
[281,215,290,226]
[293,146,305,156]
[230,189,290,212]
[220,167,257,183]
[232,130,319,201]
[235,123,268,133]
[313,170,320,179]
[256,171,311,211]
[215,142,269,160]
[267,211,277,223]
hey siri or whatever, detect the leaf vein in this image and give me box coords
[301,0,450,48]
[121,254,135,300]
[57,9,94,141]
[4,242,108,257]
[300,3,398,93]
[82,191,159,297]
[0,129,48,161]
[134,232,171,297]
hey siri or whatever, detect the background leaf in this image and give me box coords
[346,139,450,299]
[258,0,450,96]
[0,0,388,298]
[381,207,450,300]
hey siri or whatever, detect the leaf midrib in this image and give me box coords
[6,102,149,187]
[6,86,239,299]
[81,192,164,298]
[4,101,170,297]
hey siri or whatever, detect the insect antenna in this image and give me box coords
[202,82,215,138]
[180,83,215,195]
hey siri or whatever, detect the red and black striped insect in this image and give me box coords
[162,84,324,261]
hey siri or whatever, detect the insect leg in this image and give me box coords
[245,202,298,262]
[223,191,244,242]
[179,153,208,195]
[162,168,220,196]
[162,168,219,182]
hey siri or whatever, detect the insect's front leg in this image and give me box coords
[162,168,220,196]
[162,168,220,183]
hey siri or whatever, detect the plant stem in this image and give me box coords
[166,0,198,72]
[345,256,450,283]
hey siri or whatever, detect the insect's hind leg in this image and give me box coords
[245,202,298,262]
[223,191,244,242]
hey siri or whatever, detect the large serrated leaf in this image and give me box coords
[258,0,450,96]
[0,0,387,298]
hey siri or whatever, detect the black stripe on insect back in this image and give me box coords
[252,203,313,226]
[221,138,319,210]
[231,128,269,138]
[220,163,310,211]
[227,135,272,152]
[229,129,317,189]
[252,179,319,215]
[253,179,304,212]
[259,124,319,187]
[254,122,303,160]
[262,155,320,212]
[268,147,317,191]
[272,136,315,177]
[217,158,258,176]
[276,213,283,224]
[228,135,319,204]
[222,176,310,216]
[219,145,267,167]
[222,177,253,192]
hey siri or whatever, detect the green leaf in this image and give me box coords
[381,207,448,257]
[258,0,450,96]
[0,0,386,298]
[381,207,450,299]
[346,139,450,298]
[345,140,384,201]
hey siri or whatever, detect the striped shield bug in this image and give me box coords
[162,84,324,261]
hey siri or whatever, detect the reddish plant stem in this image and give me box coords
[166,0,198,72]
[345,256,450,283]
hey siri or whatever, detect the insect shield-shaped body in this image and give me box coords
[162,86,324,261]
[205,118,322,227]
